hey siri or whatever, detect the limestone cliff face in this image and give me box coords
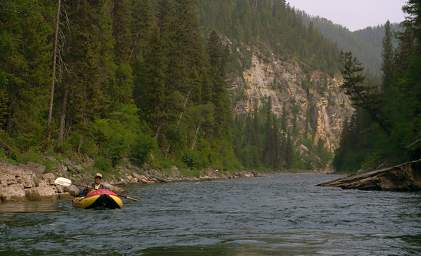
[229,49,353,166]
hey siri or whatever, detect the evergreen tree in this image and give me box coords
[112,0,133,105]
[382,21,394,92]
[285,131,293,169]
[112,0,132,64]
[131,0,154,63]
[59,0,116,149]
[134,22,166,139]
[263,98,274,166]
[0,0,52,147]
[207,31,232,137]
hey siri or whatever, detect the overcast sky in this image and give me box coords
[287,0,407,31]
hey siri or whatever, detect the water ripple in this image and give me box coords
[1,174,421,255]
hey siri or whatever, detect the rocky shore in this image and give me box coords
[0,163,62,202]
[0,161,259,203]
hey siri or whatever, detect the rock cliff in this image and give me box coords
[229,48,353,167]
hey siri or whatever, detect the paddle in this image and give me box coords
[54,177,139,201]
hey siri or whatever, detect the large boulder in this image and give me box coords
[63,184,80,197]
[0,184,26,201]
[0,163,65,202]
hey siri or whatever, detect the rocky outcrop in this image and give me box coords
[229,49,353,167]
[318,159,421,191]
[0,163,65,202]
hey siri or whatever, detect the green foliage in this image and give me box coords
[1,0,349,174]
[182,149,207,170]
[233,98,292,170]
[335,2,421,172]
[16,150,44,165]
[94,157,113,173]
[91,104,144,166]
[382,21,394,91]
[0,148,7,161]
[199,0,341,73]
[0,0,52,148]
[130,133,156,167]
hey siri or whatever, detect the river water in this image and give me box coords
[1,174,421,255]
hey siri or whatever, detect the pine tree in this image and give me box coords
[207,31,232,137]
[112,0,133,105]
[341,51,388,132]
[403,0,421,53]
[131,0,154,63]
[112,0,132,64]
[59,0,116,148]
[0,0,52,146]
[382,21,394,92]
[402,0,421,159]
[395,22,416,73]
[285,131,293,169]
[263,97,275,167]
[134,22,166,139]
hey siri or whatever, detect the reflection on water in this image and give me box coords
[1,174,421,255]
[142,245,236,256]
[0,200,61,213]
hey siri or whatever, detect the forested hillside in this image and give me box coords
[298,12,401,74]
[0,0,239,172]
[0,0,351,173]
[199,0,353,170]
[333,0,421,172]
[199,0,340,74]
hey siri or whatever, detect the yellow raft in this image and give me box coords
[72,189,123,209]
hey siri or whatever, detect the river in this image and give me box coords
[1,174,421,255]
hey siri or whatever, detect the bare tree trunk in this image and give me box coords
[155,125,162,139]
[176,91,191,127]
[78,84,88,154]
[165,91,191,154]
[58,84,69,145]
[191,124,201,150]
[47,0,62,141]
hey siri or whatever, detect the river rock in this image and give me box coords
[25,183,58,201]
[126,174,138,183]
[42,173,56,185]
[0,162,65,202]
[0,184,26,201]
[64,184,80,197]
[133,174,154,184]
[318,159,421,191]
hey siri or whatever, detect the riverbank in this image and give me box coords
[0,161,259,202]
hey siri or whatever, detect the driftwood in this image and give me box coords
[318,159,421,191]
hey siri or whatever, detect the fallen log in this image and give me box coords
[318,159,421,191]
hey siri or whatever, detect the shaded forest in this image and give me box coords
[0,0,345,172]
[0,0,238,172]
[334,0,421,172]
[298,12,401,75]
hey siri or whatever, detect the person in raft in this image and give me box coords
[92,172,105,190]
[80,173,122,196]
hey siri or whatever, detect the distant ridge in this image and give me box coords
[296,11,401,75]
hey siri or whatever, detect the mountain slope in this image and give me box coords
[297,11,401,74]
[198,0,354,169]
